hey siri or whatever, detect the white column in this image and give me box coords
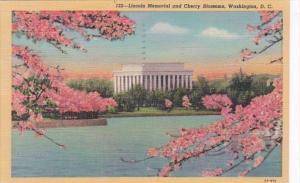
[153,75,156,90]
[149,75,153,91]
[140,75,144,88]
[125,76,128,91]
[167,75,170,91]
[176,75,180,88]
[172,75,175,90]
[189,75,192,89]
[114,76,117,93]
[118,76,121,93]
[144,75,148,90]
[137,75,140,85]
[185,75,188,89]
[124,75,128,91]
[158,75,161,90]
[163,75,166,91]
[132,75,136,87]
[129,75,133,90]
[181,75,184,88]
[116,76,118,93]
[119,76,123,92]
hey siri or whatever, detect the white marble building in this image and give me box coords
[112,63,193,93]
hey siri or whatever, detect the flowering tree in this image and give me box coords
[12,11,135,146]
[133,11,283,177]
[164,99,173,112]
[181,95,191,109]
[145,79,282,177]
[240,11,282,63]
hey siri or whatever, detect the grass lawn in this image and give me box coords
[136,107,200,113]
[101,107,219,118]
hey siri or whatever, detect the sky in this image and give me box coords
[13,12,282,80]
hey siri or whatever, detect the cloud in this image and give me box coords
[200,27,240,39]
[149,22,190,34]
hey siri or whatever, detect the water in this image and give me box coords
[12,115,281,177]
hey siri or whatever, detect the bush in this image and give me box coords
[113,93,136,112]
[67,79,113,98]
[226,73,274,106]
[107,106,117,113]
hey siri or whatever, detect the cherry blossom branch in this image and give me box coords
[258,11,282,28]
[241,11,282,63]
[120,156,153,163]
[269,57,283,64]
[223,143,278,176]
[257,37,282,55]
[165,132,180,138]
[15,123,65,148]
[207,142,232,156]
[31,127,65,148]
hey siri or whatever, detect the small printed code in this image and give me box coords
[264,179,277,182]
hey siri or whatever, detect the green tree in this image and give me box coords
[172,88,188,107]
[113,93,135,112]
[209,79,229,94]
[193,76,210,92]
[226,73,254,106]
[151,90,168,109]
[190,76,210,110]
[67,79,113,98]
[128,84,147,111]
[251,76,274,96]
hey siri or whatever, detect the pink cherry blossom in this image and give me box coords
[259,11,280,23]
[202,94,232,110]
[239,170,249,176]
[242,11,282,62]
[240,135,265,158]
[181,95,191,109]
[202,168,223,176]
[240,48,256,60]
[253,156,264,168]
[12,90,27,116]
[159,165,172,177]
[13,11,135,50]
[147,148,158,157]
[246,24,257,32]
[35,128,45,139]
[12,11,134,138]
[148,78,282,177]
[164,99,173,109]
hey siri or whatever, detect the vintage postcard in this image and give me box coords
[0,0,289,183]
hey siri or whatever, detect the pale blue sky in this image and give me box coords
[13,12,282,77]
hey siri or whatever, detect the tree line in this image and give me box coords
[66,72,276,112]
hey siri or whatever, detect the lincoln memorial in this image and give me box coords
[112,63,193,93]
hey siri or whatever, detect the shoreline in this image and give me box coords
[100,111,220,118]
[12,111,220,128]
[12,118,108,129]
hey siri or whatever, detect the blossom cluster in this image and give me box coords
[12,90,27,116]
[12,46,118,117]
[181,95,191,109]
[12,11,135,134]
[13,46,49,76]
[202,168,223,177]
[46,82,117,113]
[147,79,282,177]
[13,11,135,51]
[240,48,256,60]
[164,99,173,109]
[259,11,280,23]
[202,94,232,110]
[253,20,282,45]
[241,11,282,61]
